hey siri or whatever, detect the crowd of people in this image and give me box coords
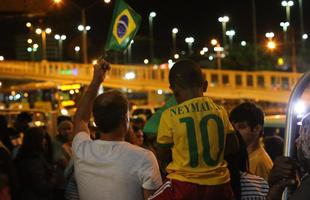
[0,59,308,200]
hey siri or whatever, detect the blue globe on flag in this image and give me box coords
[117,15,129,38]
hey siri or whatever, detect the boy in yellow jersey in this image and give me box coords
[149,59,235,200]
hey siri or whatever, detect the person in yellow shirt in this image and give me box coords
[229,102,273,181]
[149,59,235,200]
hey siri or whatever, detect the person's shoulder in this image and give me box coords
[123,143,157,161]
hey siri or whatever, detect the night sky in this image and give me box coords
[1,0,310,62]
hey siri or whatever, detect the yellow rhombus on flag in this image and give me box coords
[105,0,141,51]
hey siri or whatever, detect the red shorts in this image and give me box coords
[148,179,234,200]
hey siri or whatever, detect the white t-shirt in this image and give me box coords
[72,132,162,200]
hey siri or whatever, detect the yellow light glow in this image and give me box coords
[24,93,29,98]
[267,41,276,50]
[59,84,81,91]
[211,39,218,46]
[34,121,43,127]
[53,0,62,3]
[27,39,33,44]
[35,28,42,35]
[26,22,32,28]
[11,91,16,96]
[61,100,75,107]
[278,57,284,65]
[45,28,52,34]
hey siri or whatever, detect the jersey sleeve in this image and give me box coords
[157,110,174,147]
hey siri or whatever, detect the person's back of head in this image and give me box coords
[14,112,32,133]
[169,59,204,90]
[229,102,264,129]
[263,136,284,161]
[169,59,206,103]
[93,90,129,135]
[17,127,47,158]
[57,115,72,126]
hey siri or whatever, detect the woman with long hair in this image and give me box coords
[15,127,64,200]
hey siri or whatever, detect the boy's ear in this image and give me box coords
[203,80,208,92]
[254,124,263,136]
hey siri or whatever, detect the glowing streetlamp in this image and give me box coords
[185,37,194,55]
[26,22,32,28]
[218,16,229,48]
[172,27,178,55]
[35,27,52,60]
[74,46,80,61]
[281,1,294,23]
[302,33,308,40]
[280,22,290,45]
[149,11,156,63]
[265,32,275,41]
[226,29,236,47]
[267,41,276,50]
[214,44,224,70]
[54,34,66,61]
[241,41,247,46]
[211,39,218,46]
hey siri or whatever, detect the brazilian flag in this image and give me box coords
[105,0,141,51]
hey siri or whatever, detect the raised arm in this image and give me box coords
[73,59,110,136]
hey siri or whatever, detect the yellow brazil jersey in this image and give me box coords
[157,96,234,185]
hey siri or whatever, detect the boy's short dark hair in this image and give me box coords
[229,102,264,129]
[169,59,204,89]
[93,90,128,133]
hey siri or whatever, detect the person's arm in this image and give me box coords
[73,59,110,136]
[157,145,172,176]
[267,156,297,200]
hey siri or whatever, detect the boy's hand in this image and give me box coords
[92,58,111,84]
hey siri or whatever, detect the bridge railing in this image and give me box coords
[0,61,301,92]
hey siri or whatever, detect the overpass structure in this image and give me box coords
[0,60,303,103]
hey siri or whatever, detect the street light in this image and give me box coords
[57,0,110,63]
[35,27,52,60]
[211,39,218,46]
[185,37,194,55]
[26,22,32,28]
[225,30,236,47]
[281,1,294,23]
[218,16,229,48]
[127,40,134,64]
[214,44,224,70]
[241,41,247,46]
[298,0,305,51]
[74,46,80,61]
[265,32,275,40]
[280,22,290,45]
[172,27,178,55]
[54,34,66,61]
[267,41,276,50]
[149,11,156,63]
[302,33,308,40]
